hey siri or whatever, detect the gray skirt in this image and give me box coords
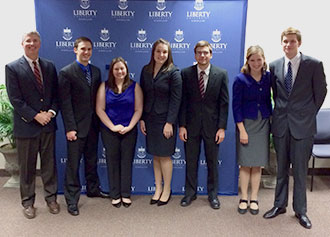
[236,112,270,167]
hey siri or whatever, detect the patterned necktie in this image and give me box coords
[199,70,205,98]
[284,61,292,93]
[85,68,91,86]
[32,61,43,92]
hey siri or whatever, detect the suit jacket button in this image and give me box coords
[40,99,43,102]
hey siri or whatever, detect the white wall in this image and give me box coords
[1,0,329,168]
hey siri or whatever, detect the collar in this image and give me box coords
[197,64,211,76]
[76,59,90,72]
[285,52,301,65]
[24,54,39,65]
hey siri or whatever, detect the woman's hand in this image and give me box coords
[163,122,173,139]
[140,120,147,135]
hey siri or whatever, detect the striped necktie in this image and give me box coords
[32,61,43,92]
[199,70,205,98]
[85,68,91,86]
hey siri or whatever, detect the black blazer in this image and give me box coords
[179,64,229,137]
[58,61,101,138]
[140,65,182,124]
[5,56,58,138]
[270,53,327,139]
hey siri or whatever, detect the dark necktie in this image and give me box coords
[284,61,292,93]
[32,61,43,92]
[199,70,205,98]
[85,68,91,86]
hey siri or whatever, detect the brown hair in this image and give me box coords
[194,40,213,54]
[146,38,174,73]
[281,27,302,43]
[241,45,267,74]
[74,36,93,49]
[107,57,131,94]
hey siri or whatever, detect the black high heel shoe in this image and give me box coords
[157,191,172,206]
[150,191,163,205]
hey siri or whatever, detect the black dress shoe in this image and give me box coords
[157,191,172,206]
[180,195,197,207]
[263,207,286,219]
[67,204,79,216]
[237,199,248,214]
[295,213,312,229]
[249,200,259,215]
[122,198,132,208]
[87,191,109,198]
[208,197,220,210]
[112,199,121,208]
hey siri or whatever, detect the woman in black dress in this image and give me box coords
[140,38,182,206]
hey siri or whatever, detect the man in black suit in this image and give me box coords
[5,31,60,219]
[263,27,327,229]
[179,40,229,209]
[58,37,107,216]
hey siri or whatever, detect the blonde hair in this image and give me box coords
[241,45,267,74]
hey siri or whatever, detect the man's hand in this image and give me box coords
[179,127,187,142]
[34,111,51,126]
[215,128,225,144]
[66,130,77,141]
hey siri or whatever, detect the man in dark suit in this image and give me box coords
[179,40,229,209]
[58,36,107,216]
[5,31,59,219]
[263,27,327,229]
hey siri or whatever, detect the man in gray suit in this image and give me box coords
[179,40,229,209]
[263,27,327,229]
[5,31,59,219]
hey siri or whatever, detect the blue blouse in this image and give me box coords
[104,80,136,127]
[232,72,272,123]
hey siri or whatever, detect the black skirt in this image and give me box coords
[144,111,176,157]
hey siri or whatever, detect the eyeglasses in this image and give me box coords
[196,51,210,56]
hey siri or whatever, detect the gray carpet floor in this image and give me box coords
[1,176,329,237]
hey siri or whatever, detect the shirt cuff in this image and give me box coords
[48,109,56,118]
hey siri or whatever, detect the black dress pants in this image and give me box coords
[101,126,137,199]
[64,125,101,205]
[184,129,220,198]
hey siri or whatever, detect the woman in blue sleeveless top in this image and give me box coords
[96,57,143,208]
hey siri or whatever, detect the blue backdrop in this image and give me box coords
[34,0,247,195]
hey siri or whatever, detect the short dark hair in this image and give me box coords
[194,40,212,54]
[74,36,93,49]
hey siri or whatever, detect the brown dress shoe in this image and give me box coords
[23,206,36,219]
[47,201,60,214]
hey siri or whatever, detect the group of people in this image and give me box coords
[5,27,326,230]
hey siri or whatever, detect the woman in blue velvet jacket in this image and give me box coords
[232,45,272,215]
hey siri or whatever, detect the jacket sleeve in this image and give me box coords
[312,61,327,111]
[166,68,182,124]
[5,64,38,122]
[178,69,187,127]
[232,75,244,123]
[217,70,229,129]
[58,69,77,132]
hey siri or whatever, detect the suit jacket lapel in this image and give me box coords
[73,61,89,86]
[20,56,43,95]
[204,65,216,98]
[291,54,306,92]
